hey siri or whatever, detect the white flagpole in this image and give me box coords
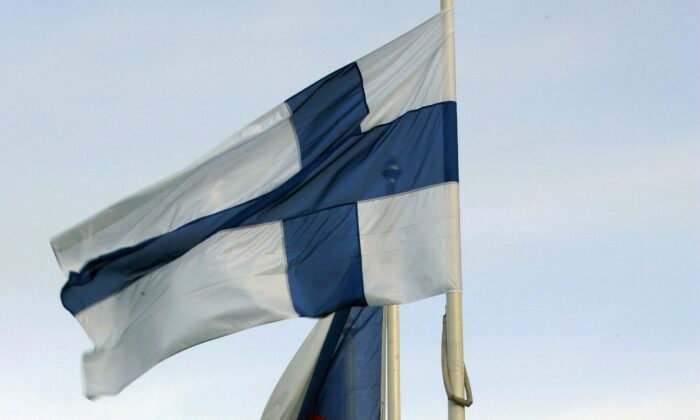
[386,305,400,420]
[381,309,387,420]
[440,0,466,420]
[445,292,465,420]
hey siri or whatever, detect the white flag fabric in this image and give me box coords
[51,9,460,398]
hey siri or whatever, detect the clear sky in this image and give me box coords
[1,1,698,419]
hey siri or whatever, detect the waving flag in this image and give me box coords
[51,9,459,398]
[262,307,383,420]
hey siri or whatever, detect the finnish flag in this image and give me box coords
[262,307,383,420]
[51,9,460,398]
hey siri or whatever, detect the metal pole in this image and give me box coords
[445,292,465,420]
[381,309,387,420]
[440,1,465,420]
[386,305,400,420]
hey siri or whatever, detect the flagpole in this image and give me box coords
[440,0,466,420]
[381,309,387,420]
[386,305,400,420]
[445,292,465,420]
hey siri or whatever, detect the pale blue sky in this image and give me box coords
[1,1,698,419]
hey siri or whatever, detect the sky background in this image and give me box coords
[1,1,699,419]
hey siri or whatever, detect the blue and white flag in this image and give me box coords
[51,9,460,398]
[262,307,383,420]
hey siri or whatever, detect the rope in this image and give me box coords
[441,315,473,407]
